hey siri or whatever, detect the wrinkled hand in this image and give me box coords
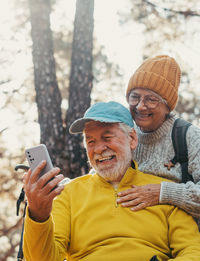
[117,184,161,211]
[23,160,64,222]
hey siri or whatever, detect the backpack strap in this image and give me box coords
[171,118,192,183]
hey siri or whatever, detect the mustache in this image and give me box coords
[93,149,116,160]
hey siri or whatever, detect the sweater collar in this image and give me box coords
[136,113,177,144]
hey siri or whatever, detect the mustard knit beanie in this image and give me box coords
[126,55,181,111]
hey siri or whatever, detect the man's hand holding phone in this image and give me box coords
[24,145,65,222]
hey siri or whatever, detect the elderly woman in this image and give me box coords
[117,55,200,227]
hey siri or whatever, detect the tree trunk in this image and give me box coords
[64,0,94,178]
[29,0,65,166]
[29,0,94,177]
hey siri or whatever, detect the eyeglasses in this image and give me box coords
[128,94,165,109]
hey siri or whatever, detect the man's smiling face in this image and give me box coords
[84,121,135,183]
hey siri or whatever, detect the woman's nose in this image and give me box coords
[135,99,147,110]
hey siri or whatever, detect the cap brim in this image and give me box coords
[69,117,119,134]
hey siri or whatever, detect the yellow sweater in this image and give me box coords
[23,162,200,261]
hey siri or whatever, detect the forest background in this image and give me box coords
[1,0,200,260]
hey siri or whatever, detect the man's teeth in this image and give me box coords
[98,156,113,162]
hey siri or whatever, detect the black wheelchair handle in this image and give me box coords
[15,164,30,171]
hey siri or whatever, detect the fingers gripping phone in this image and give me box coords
[25,144,53,178]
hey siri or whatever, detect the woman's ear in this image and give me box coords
[129,128,138,150]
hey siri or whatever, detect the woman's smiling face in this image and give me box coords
[128,88,170,132]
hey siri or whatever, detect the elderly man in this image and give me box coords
[23,101,200,261]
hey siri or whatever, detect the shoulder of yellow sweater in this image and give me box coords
[62,173,94,189]
[139,170,174,184]
[56,174,94,199]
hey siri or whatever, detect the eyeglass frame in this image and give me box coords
[128,90,168,109]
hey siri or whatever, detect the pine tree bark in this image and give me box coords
[29,0,65,166]
[64,0,94,178]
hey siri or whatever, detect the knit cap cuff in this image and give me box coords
[160,181,184,205]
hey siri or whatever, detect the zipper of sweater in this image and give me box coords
[114,188,118,208]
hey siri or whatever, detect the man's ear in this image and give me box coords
[129,128,138,150]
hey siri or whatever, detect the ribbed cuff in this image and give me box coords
[160,182,184,206]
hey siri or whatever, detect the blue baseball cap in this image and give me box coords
[69,101,134,134]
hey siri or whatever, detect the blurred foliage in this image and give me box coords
[0,130,27,260]
[118,0,200,124]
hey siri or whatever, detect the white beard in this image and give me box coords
[90,146,132,183]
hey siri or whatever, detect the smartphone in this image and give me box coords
[25,144,53,178]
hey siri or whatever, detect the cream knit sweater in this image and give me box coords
[133,114,200,226]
